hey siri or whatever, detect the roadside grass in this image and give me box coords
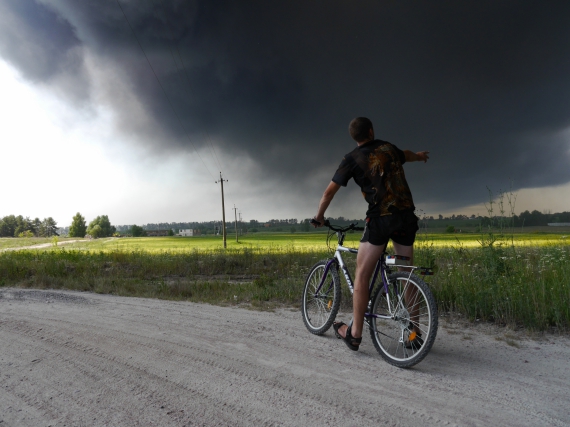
[1,233,568,330]
[0,247,332,310]
[413,238,570,331]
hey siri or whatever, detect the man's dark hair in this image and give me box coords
[349,117,373,142]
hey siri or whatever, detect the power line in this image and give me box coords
[115,0,216,181]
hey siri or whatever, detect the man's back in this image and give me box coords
[332,139,415,217]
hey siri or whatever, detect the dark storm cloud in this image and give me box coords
[1,0,570,212]
[0,0,90,103]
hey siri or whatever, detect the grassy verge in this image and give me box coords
[414,238,570,331]
[0,247,342,310]
[1,239,568,331]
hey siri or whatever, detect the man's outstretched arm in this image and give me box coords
[404,150,430,163]
[313,181,341,226]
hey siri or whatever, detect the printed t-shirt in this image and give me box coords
[332,139,415,218]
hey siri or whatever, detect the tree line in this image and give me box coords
[4,209,567,240]
[512,210,570,226]
[0,213,117,238]
[422,210,570,227]
[0,215,58,237]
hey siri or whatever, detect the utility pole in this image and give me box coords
[215,172,227,248]
[233,205,239,243]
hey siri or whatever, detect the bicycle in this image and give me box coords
[301,220,438,368]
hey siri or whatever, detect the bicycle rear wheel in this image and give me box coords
[301,260,341,335]
[369,272,438,368]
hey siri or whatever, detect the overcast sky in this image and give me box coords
[1,0,569,226]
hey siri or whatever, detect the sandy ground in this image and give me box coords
[0,288,568,427]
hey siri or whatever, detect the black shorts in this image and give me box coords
[360,211,419,246]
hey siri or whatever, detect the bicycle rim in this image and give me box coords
[369,272,438,368]
[301,260,341,335]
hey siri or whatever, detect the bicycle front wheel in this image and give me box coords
[301,260,341,335]
[369,272,438,368]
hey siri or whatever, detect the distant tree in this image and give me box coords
[445,225,455,233]
[300,220,310,232]
[69,213,87,237]
[167,229,174,236]
[39,217,58,237]
[86,215,116,238]
[291,227,296,233]
[0,215,18,237]
[0,215,33,237]
[14,216,34,237]
[89,224,103,238]
[131,224,146,237]
[32,218,42,236]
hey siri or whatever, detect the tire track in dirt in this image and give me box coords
[2,314,391,426]
[1,317,271,426]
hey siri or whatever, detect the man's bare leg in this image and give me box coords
[337,241,385,340]
[392,243,420,335]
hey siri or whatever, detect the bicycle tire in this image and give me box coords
[301,260,341,335]
[369,272,438,368]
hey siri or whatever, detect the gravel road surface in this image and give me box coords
[0,288,568,427]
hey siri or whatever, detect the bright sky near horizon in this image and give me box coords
[1,1,569,227]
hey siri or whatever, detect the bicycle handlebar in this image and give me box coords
[310,219,364,232]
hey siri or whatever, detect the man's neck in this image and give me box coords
[357,138,374,147]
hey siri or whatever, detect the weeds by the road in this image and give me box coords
[416,243,570,331]
[0,247,333,310]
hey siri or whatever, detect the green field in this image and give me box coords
[2,229,566,253]
[1,231,569,332]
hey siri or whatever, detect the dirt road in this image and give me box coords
[0,288,568,427]
[1,240,88,252]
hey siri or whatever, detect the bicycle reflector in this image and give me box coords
[385,255,410,266]
[419,267,434,276]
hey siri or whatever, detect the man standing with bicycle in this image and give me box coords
[313,117,429,351]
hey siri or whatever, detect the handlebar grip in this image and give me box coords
[310,219,330,227]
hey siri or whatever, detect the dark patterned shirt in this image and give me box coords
[332,139,415,217]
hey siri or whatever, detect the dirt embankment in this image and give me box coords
[0,288,569,427]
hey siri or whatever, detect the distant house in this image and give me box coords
[146,229,170,237]
[547,223,570,226]
[178,229,200,236]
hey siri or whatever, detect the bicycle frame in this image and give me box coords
[313,236,418,321]
[303,220,438,367]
